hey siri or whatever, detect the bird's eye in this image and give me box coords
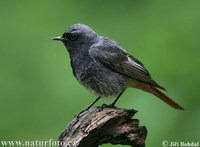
[69,34,77,41]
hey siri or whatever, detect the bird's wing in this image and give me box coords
[89,44,165,90]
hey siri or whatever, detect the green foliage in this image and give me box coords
[0,1,199,146]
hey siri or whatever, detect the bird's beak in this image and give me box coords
[51,36,66,41]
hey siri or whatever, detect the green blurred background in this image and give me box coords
[0,1,199,147]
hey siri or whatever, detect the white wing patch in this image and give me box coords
[127,56,144,69]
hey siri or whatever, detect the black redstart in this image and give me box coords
[52,24,184,112]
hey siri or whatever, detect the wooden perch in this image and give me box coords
[58,106,147,147]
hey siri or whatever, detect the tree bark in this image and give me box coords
[58,106,147,147]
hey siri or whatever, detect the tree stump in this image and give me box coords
[58,106,147,147]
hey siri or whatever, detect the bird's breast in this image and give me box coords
[71,58,129,97]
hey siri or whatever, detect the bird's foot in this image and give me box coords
[74,109,89,119]
[109,103,116,108]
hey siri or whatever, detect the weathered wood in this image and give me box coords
[58,106,147,147]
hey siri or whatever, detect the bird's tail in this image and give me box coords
[128,80,184,110]
[150,86,184,110]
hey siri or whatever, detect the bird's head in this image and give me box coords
[52,24,99,52]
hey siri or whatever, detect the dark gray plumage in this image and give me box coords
[52,24,184,111]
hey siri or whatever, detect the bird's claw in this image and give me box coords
[99,103,116,110]
[74,109,88,119]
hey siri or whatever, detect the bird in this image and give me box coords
[52,24,184,113]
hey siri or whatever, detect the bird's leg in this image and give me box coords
[75,96,101,118]
[109,89,125,107]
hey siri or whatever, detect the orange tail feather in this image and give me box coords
[128,80,184,110]
[151,86,184,110]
